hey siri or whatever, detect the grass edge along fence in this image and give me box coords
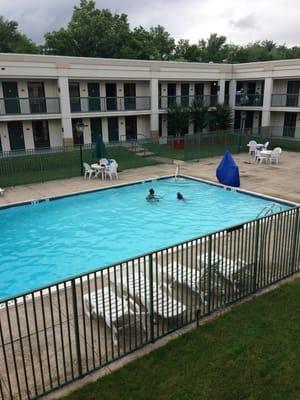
[0,205,299,400]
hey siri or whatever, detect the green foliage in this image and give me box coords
[167,103,190,136]
[190,99,209,131]
[0,16,38,54]
[4,4,300,63]
[208,103,233,130]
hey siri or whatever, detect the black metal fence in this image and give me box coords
[0,205,299,400]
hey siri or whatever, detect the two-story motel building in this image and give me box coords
[1,53,300,151]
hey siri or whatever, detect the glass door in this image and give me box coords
[107,117,119,142]
[28,82,46,113]
[90,118,102,143]
[69,82,81,112]
[88,83,100,111]
[125,116,137,140]
[106,83,117,111]
[181,83,189,107]
[32,120,50,148]
[124,83,136,110]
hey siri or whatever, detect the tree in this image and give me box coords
[0,15,38,54]
[190,99,209,132]
[198,33,230,62]
[208,104,233,131]
[44,0,132,58]
[167,103,190,136]
[174,39,202,62]
[148,25,175,60]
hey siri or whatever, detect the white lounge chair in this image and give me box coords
[199,252,252,293]
[83,287,138,346]
[0,188,4,196]
[83,162,96,179]
[270,147,282,164]
[118,273,186,322]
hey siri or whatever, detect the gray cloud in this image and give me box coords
[229,14,257,30]
[1,0,300,46]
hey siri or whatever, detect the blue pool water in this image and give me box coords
[0,177,291,300]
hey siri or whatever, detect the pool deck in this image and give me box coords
[0,151,300,206]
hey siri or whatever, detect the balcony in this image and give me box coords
[0,97,60,115]
[235,93,263,107]
[271,93,300,107]
[70,96,151,113]
[159,95,218,110]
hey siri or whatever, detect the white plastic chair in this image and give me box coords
[83,162,96,179]
[248,140,257,155]
[270,147,282,164]
[99,158,108,167]
[104,163,118,180]
[264,141,269,149]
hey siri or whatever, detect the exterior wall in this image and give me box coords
[0,122,10,151]
[48,119,63,147]
[137,115,150,138]
[22,120,35,149]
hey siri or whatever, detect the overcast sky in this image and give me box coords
[1,0,300,46]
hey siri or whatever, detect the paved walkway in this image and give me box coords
[1,151,300,205]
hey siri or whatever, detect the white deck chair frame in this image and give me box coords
[83,287,139,346]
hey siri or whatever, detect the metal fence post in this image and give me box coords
[253,220,260,293]
[291,208,300,274]
[149,253,155,343]
[207,236,212,314]
[71,279,83,377]
[79,145,84,176]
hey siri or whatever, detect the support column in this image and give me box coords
[218,79,226,104]
[58,76,73,146]
[229,79,237,108]
[150,78,159,141]
[261,77,273,127]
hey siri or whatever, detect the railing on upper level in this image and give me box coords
[235,93,264,107]
[70,96,151,113]
[271,93,300,107]
[0,97,61,115]
[159,95,218,109]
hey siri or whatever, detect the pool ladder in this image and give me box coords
[256,203,283,219]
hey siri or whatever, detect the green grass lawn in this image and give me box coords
[0,147,160,187]
[64,278,300,400]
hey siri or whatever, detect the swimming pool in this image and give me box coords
[0,176,292,300]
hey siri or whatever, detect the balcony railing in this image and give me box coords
[0,97,60,115]
[271,93,300,107]
[70,96,151,113]
[235,93,264,107]
[159,95,218,109]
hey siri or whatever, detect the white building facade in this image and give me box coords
[1,53,300,151]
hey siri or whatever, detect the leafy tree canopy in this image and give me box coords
[0,16,38,54]
[3,1,300,63]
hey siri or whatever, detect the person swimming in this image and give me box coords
[146,188,159,202]
[177,192,185,201]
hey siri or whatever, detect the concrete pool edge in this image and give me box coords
[0,173,297,210]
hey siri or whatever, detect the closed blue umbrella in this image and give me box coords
[93,135,107,159]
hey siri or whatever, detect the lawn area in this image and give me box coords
[0,146,161,187]
[64,278,300,400]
